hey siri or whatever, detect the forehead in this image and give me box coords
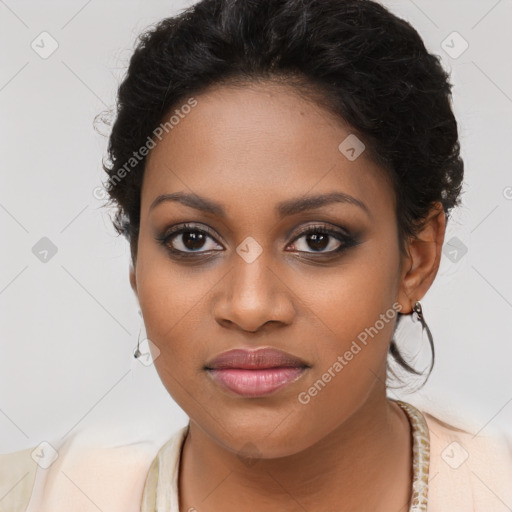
[141,82,394,220]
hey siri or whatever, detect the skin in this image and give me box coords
[129,82,446,512]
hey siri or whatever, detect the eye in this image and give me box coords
[157,223,223,255]
[287,224,356,254]
[156,222,358,259]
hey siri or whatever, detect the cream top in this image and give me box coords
[1,400,511,511]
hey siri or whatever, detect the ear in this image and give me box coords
[397,202,446,314]
[129,265,138,298]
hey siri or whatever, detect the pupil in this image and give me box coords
[183,231,205,250]
[308,233,328,251]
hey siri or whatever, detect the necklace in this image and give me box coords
[394,400,430,512]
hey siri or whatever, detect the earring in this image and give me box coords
[133,324,142,359]
[412,300,435,371]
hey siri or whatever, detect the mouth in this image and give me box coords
[204,347,310,397]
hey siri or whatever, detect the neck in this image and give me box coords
[178,393,412,512]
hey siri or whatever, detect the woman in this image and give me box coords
[1,0,511,511]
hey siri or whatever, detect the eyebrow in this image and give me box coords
[149,191,370,218]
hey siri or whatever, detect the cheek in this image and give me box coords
[290,258,401,439]
[296,232,401,389]
[298,231,400,345]
[136,258,211,413]
[134,233,220,391]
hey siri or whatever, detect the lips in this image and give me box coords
[204,347,310,397]
[204,347,309,370]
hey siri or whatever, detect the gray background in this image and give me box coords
[1,0,511,453]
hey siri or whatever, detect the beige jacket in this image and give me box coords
[1,410,511,511]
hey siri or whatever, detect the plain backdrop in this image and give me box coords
[1,0,511,453]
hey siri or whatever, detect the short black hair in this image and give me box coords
[101,0,464,385]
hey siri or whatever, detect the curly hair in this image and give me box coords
[101,0,464,385]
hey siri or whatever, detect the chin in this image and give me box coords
[204,413,317,459]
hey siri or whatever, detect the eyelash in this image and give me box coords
[155,222,359,259]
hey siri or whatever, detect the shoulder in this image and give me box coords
[0,426,186,512]
[420,409,512,512]
[0,446,38,512]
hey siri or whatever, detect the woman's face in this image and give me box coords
[132,82,409,457]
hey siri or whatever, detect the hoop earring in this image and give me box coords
[412,300,435,373]
[133,324,142,359]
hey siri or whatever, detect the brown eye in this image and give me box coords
[179,231,207,251]
[288,224,355,255]
[291,231,342,253]
[158,224,223,255]
[302,232,331,252]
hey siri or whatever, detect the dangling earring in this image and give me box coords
[133,324,142,359]
[412,300,426,327]
[412,300,435,372]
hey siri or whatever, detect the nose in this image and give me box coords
[212,252,296,333]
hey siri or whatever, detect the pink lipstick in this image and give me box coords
[204,347,309,397]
